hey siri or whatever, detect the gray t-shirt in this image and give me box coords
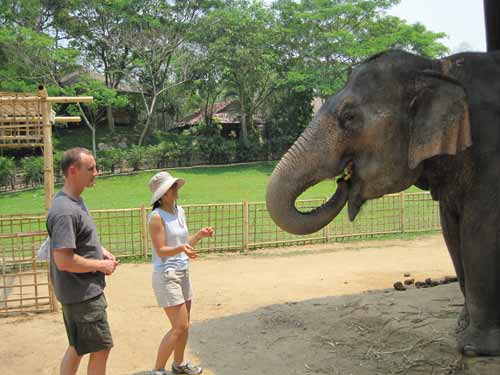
[46,191,105,304]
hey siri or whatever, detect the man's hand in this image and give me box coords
[53,248,118,274]
[178,244,197,259]
[102,248,116,261]
[99,259,119,275]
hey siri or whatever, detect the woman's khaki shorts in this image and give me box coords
[152,269,193,307]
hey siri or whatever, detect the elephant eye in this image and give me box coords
[340,111,356,128]
[343,112,355,122]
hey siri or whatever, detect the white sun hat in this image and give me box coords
[149,171,185,205]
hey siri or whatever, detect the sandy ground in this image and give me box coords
[2,234,500,374]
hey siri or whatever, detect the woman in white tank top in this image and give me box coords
[148,171,213,375]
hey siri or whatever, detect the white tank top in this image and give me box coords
[149,206,189,272]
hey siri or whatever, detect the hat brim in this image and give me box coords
[150,178,185,205]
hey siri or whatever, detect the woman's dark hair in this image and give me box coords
[152,200,178,212]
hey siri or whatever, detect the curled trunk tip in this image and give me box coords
[266,177,349,235]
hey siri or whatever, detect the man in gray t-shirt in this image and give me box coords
[47,191,105,304]
[46,147,118,375]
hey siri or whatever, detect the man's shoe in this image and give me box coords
[172,361,203,375]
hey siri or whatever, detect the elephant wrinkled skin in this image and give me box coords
[266,50,500,357]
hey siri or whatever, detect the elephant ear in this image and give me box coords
[408,72,472,169]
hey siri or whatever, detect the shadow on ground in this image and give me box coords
[187,283,500,375]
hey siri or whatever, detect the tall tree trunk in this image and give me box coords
[106,106,115,132]
[91,127,96,157]
[138,112,152,146]
[77,103,97,157]
[239,99,249,148]
[240,114,250,148]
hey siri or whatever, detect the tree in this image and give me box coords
[200,0,281,147]
[65,0,140,131]
[0,156,16,190]
[62,78,128,156]
[127,0,219,145]
[272,0,448,98]
[0,0,78,91]
[264,84,314,158]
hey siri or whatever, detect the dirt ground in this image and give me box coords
[2,234,500,375]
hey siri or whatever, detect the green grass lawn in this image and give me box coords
[0,161,425,215]
[0,161,349,214]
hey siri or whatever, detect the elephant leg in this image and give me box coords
[460,206,500,356]
[439,203,468,334]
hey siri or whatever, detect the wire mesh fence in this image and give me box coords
[92,208,146,258]
[0,191,440,315]
[183,203,245,252]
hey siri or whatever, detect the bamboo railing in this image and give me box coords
[0,191,440,316]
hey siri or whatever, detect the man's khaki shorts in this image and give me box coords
[152,269,193,307]
[62,293,113,356]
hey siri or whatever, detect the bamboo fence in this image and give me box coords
[0,192,440,316]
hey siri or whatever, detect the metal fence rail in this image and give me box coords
[0,191,440,315]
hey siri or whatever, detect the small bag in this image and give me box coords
[37,237,50,260]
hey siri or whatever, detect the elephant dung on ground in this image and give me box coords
[266,50,500,357]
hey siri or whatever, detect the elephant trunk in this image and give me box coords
[266,121,349,235]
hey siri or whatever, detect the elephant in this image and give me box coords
[266,49,500,357]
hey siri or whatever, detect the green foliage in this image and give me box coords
[53,151,64,179]
[199,135,238,164]
[157,138,183,163]
[97,148,125,173]
[64,0,139,89]
[63,78,128,112]
[151,127,243,166]
[198,0,281,146]
[144,144,165,169]
[21,157,44,186]
[125,146,146,171]
[188,121,238,163]
[0,157,16,188]
[0,0,79,90]
[236,136,265,162]
[272,0,448,97]
[266,86,314,157]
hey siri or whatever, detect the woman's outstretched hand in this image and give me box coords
[199,227,214,238]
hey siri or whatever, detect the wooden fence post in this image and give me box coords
[39,87,54,211]
[40,88,59,312]
[140,205,148,260]
[243,201,249,252]
[324,197,330,243]
[400,192,406,234]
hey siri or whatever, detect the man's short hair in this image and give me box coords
[61,147,93,176]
